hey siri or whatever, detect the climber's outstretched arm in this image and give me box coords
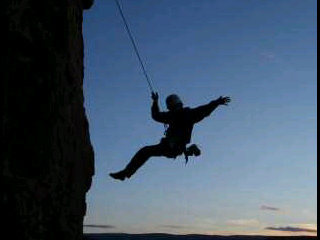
[191,96,231,123]
[151,92,169,123]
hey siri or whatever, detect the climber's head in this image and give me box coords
[166,94,183,111]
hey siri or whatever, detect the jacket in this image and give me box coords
[151,99,220,145]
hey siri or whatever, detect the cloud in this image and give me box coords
[159,225,187,229]
[265,226,317,233]
[260,205,280,211]
[83,224,116,229]
[260,51,276,60]
[226,219,260,227]
[298,224,317,229]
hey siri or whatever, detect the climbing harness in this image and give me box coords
[114,0,168,132]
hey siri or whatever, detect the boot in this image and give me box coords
[185,144,201,157]
[109,170,127,181]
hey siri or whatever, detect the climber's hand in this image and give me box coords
[217,96,231,105]
[151,92,159,101]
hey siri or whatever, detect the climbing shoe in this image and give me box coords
[109,170,127,181]
[185,144,201,156]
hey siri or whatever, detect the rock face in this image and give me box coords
[2,0,94,239]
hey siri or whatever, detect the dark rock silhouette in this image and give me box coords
[2,0,94,239]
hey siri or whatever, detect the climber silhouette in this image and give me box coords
[109,92,231,181]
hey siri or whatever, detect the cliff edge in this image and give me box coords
[2,0,94,239]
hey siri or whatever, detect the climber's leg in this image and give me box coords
[185,144,201,157]
[124,143,165,178]
[109,143,165,180]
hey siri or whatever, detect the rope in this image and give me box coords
[114,0,155,93]
[114,0,168,133]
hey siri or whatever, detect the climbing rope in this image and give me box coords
[114,0,155,93]
[114,0,168,133]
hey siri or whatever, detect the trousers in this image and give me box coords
[124,138,186,178]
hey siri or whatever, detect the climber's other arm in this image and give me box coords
[151,92,169,123]
[191,96,231,123]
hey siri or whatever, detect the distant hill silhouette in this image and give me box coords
[85,233,316,240]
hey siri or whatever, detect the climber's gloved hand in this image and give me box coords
[217,96,231,105]
[151,92,159,102]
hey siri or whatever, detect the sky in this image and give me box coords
[82,0,317,236]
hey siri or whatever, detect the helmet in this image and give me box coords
[166,94,183,111]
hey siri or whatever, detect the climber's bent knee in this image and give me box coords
[185,144,201,157]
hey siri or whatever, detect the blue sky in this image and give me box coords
[83,0,317,236]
